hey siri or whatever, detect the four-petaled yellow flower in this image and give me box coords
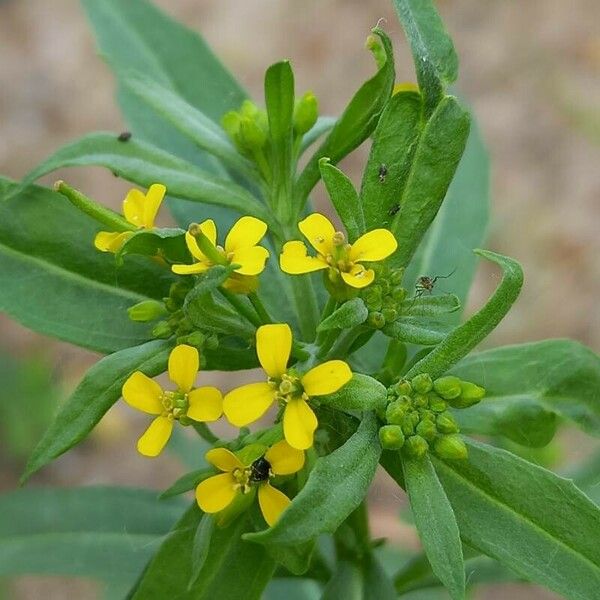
[223,323,352,450]
[95,183,166,253]
[122,344,222,457]
[280,213,397,289]
[196,440,304,526]
[171,216,270,293]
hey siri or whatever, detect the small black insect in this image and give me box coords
[415,268,457,297]
[117,131,132,142]
[249,457,271,483]
[378,163,388,183]
[388,203,400,216]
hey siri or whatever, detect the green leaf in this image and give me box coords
[0,486,185,579]
[121,70,254,178]
[400,294,461,317]
[433,440,600,600]
[317,298,369,332]
[300,116,336,154]
[246,414,381,555]
[320,374,387,411]
[392,0,459,114]
[406,250,523,379]
[390,96,471,269]
[384,317,453,346]
[160,468,214,500]
[131,506,275,599]
[295,28,395,207]
[23,339,172,482]
[116,227,187,264]
[403,455,465,600]
[16,133,276,229]
[189,514,215,589]
[0,179,171,353]
[360,91,423,230]
[450,339,600,442]
[319,158,365,241]
[404,115,489,320]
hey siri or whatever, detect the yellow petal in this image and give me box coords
[184,231,209,262]
[198,219,218,246]
[258,483,291,527]
[137,415,173,457]
[205,447,244,472]
[168,344,199,393]
[340,265,375,289]
[265,440,305,475]
[223,382,275,427]
[393,81,419,95]
[283,398,318,450]
[256,323,292,378]
[187,386,223,422]
[142,183,166,229]
[195,472,238,513]
[122,371,163,414]
[230,246,270,276]
[301,360,352,396]
[122,188,146,227]
[224,216,268,252]
[171,262,210,275]
[222,274,258,294]
[94,231,131,253]
[298,213,335,256]
[349,229,398,262]
[280,240,328,274]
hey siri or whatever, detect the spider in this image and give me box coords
[414,268,456,297]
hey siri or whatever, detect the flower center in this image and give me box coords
[270,371,307,406]
[232,456,273,494]
[161,390,189,421]
[324,231,355,274]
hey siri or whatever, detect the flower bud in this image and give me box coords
[293,91,319,135]
[412,373,433,394]
[385,399,407,425]
[382,307,398,323]
[404,435,429,458]
[413,393,428,408]
[368,312,385,329]
[416,419,437,441]
[379,425,405,450]
[127,300,166,322]
[363,287,383,311]
[449,381,486,409]
[389,268,405,286]
[392,287,406,303]
[429,394,448,413]
[401,414,416,436]
[239,117,267,150]
[366,34,387,69]
[184,331,206,349]
[433,376,462,400]
[436,411,459,434]
[151,321,173,339]
[205,334,219,350]
[434,434,468,460]
[221,111,242,139]
[393,380,412,396]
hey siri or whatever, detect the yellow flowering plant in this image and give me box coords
[3,2,600,599]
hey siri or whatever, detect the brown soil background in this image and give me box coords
[1,0,599,598]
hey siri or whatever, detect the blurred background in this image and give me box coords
[0,0,599,598]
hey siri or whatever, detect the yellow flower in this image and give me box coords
[94,183,166,253]
[223,324,352,450]
[171,216,270,293]
[195,440,304,526]
[279,213,397,289]
[122,344,222,457]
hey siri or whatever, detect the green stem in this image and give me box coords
[314,296,338,346]
[218,287,261,328]
[252,148,272,185]
[192,422,219,445]
[289,274,320,342]
[334,500,371,561]
[248,292,272,324]
[376,339,408,385]
[326,326,367,359]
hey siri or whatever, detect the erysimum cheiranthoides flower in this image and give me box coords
[223,323,352,450]
[279,212,397,290]
[195,440,304,526]
[94,183,166,253]
[171,216,270,293]
[122,344,222,457]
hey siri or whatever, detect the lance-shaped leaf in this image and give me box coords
[0,486,185,580]
[317,298,369,332]
[360,91,423,230]
[319,374,387,411]
[15,133,275,228]
[384,317,453,346]
[160,469,214,500]
[300,116,336,154]
[392,0,459,115]
[0,179,172,353]
[319,158,365,242]
[22,339,172,482]
[449,339,600,443]
[400,294,461,318]
[403,455,465,600]
[131,506,275,600]
[295,28,395,208]
[390,96,470,268]
[406,250,523,379]
[245,414,380,564]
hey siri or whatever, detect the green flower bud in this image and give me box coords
[412,373,433,394]
[434,434,468,460]
[404,435,429,458]
[389,268,405,286]
[392,287,407,303]
[382,295,396,309]
[378,279,391,295]
[433,376,462,400]
[205,334,219,350]
[401,414,416,436]
[429,397,448,413]
[169,281,191,303]
[365,34,387,69]
[293,91,319,135]
[239,117,267,150]
[151,321,172,339]
[413,393,428,408]
[363,287,383,311]
[221,111,241,139]
[393,380,412,396]
[164,297,180,313]
[416,419,437,441]
[240,99,260,119]
[127,300,166,322]
[436,411,459,434]
[382,308,398,323]
[379,425,405,450]
[385,399,407,425]
[449,381,486,408]
[368,312,385,329]
[183,331,206,349]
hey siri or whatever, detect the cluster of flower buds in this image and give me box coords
[361,265,406,329]
[379,373,485,459]
[222,100,269,155]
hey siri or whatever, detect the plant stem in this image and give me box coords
[326,326,367,359]
[248,292,272,324]
[314,296,338,346]
[218,287,261,328]
[288,274,320,342]
[376,339,408,385]
[192,422,219,445]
